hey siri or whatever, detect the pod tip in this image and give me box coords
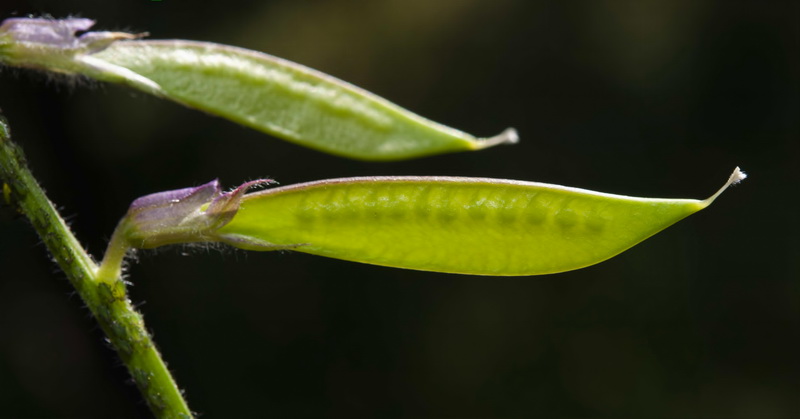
[501,127,520,144]
[704,166,747,206]
[477,127,519,149]
[730,166,747,185]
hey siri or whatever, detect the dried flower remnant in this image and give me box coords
[0,18,142,71]
[109,179,292,253]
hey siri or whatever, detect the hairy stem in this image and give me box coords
[0,114,192,418]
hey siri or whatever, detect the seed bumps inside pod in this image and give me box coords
[216,168,746,275]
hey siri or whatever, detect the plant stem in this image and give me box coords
[0,114,193,418]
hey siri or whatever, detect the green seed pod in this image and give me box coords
[216,168,746,276]
[91,41,517,160]
[0,18,517,160]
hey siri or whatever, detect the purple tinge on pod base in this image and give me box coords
[120,179,275,249]
[0,18,96,48]
[0,17,144,58]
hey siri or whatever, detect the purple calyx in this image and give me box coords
[0,17,144,54]
[123,179,274,248]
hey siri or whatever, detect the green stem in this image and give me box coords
[0,114,193,418]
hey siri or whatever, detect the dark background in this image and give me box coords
[1,0,797,417]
